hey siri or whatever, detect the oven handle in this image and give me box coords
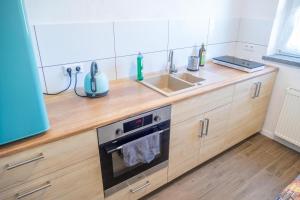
[106,128,169,154]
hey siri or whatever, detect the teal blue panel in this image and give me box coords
[0,0,49,145]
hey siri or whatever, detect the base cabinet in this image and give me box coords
[0,131,99,192]
[1,157,104,200]
[168,86,234,181]
[168,103,232,181]
[0,71,276,200]
[0,131,104,200]
[168,72,276,181]
[225,72,276,148]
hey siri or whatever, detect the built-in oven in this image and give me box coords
[97,105,171,197]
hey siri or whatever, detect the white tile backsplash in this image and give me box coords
[169,18,209,49]
[116,51,168,79]
[235,42,267,62]
[238,18,273,46]
[173,47,199,68]
[32,18,272,93]
[208,18,240,44]
[43,59,116,93]
[35,22,115,66]
[114,20,168,56]
[206,42,236,60]
[43,66,70,93]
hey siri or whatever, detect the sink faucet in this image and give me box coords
[168,50,177,74]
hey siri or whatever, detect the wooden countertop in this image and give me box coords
[0,62,278,158]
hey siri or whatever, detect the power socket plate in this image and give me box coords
[63,65,84,76]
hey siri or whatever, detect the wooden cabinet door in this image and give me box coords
[227,73,276,148]
[251,72,276,133]
[168,114,203,181]
[227,77,257,147]
[198,104,231,164]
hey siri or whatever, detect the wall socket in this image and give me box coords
[63,65,84,76]
[243,44,255,52]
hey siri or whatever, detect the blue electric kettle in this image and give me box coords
[84,61,109,98]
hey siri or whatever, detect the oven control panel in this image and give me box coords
[123,114,152,133]
[97,105,171,145]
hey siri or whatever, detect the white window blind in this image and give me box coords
[277,0,300,57]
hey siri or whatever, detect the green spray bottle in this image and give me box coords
[199,43,206,67]
[137,52,144,81]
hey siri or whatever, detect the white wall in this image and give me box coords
[24,0,242,93]
[238,0,300,151]
[24,0,241,24]
[239,0,279,20]
[235,0,279,63]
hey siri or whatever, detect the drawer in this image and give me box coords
[0,130,99,192]
[0,156,104,200]
[172,85,234,125]
[105,167,168,200]
[232,72,276,101]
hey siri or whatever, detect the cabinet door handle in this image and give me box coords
[130,181,150,193]
[15,181,51,199]
[5,153,44,171]
[256,82,262,97]
[204,118,210,136]
[199,120,205,137]
[252,82,259,99]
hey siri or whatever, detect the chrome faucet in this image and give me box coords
[168,50,177,74]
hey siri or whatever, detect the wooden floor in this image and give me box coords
[143,134,300,200]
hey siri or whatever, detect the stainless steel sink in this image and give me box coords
[174,73,205,85]
[141,74,195,96]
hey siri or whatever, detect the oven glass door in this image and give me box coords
[99,121,170,190]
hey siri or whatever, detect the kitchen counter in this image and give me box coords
[0,62,278,158]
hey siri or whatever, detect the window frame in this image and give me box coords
[275,0,300,58]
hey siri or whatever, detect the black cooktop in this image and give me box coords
[213,56,264,69]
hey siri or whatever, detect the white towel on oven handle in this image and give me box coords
[122,132,160,167]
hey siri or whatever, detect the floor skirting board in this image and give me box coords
[261,129,300,153]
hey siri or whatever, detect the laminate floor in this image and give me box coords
[143,134,300,200]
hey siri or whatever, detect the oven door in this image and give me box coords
[99,121,170,192]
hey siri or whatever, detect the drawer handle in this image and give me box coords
[15,181,51,199]
[5,153,44,171]
[130,181,150,193]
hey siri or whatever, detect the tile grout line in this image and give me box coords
[236,17,242,48]
[206,16,211,47]
[112,22,118,80]
[41,50,169,68]
[166,20,170,72]
[41,41,239,69]
[33,25,49,93]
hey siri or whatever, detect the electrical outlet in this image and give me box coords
[243,44,255,52]
[63,65,84,76]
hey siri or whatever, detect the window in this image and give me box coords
[277,0,300,57]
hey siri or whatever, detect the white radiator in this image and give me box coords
[275,88,300,147]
